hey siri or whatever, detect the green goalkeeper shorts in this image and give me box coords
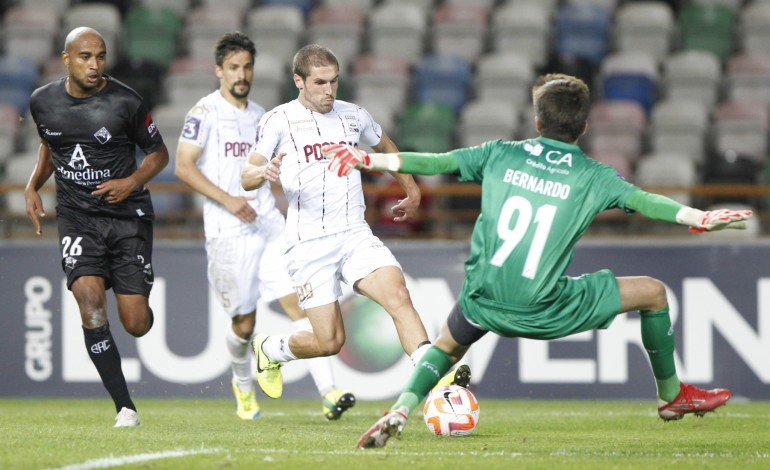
[461,269,621,340]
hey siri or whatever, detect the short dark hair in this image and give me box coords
[292,44,339,79]
[531,74,591,143]
[214,32,256,67]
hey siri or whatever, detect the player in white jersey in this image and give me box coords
[175,33,354,421]
[240,44,471,401]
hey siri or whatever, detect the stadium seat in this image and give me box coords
[412,55,472,114]
[381,0,436,15]
[0,104,19,163]
[246,5,305,71]
[18,0,70,15]
[458,99,519,148]
[307,5,366,72]
[0,56,39,115]
[184,6,242,59]
[678,3,736,63]
[61,3,123,68]
[705,150,761,185]
[351,54,411,117]
[139,0,192,18]
[355,99,396,137]
[712,100,770,166]
[663,50,722,109]
[110,59,166,111]
[368,3,428,65]
[123,6,182,68]
[554,3,612,65]
[149,103,192,158]
[430,4,489,64]
[200,0,252,9]
[397,103,457,153]
[261,0,314,16]
[1,5,59,66]
[726,53,770,106]
[649,99,709,166]
[322,0,377,9]
[613,1,675,63]
[3,151,56,215]
[491,2,551,68]
[542,53,598,92]
[474,52,535,109]
[502,0,561,16]
[566,0,619,14]
[740,2,770,55]
[586,100,647,164]
[164,57,219,105]
[250,54,285,111]
[635,151,698,206]
[600,52,659,114]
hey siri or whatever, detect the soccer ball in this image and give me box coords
[423,385,480,437]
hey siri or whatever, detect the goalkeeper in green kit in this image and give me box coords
[322,73,752,449]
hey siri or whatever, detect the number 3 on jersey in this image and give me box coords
[490,196,556,279]
[62,236,84,258]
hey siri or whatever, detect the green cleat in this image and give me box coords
[323,389,356,420]
[252,334,283,399]
[231,379,261,420]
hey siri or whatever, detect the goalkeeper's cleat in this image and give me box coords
[114,407,141,428]
[231,379,261,420]
[252,334,283,399]
[432,364,472,392]
[323,389,356,420]
[657,383,731,421]
[356,409,408,449]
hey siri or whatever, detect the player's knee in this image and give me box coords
[379,283,413,313]
[123,308,153,337]
[646,277,668,311]
[231,314,256,340]
[317,336,345,356]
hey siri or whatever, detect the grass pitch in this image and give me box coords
[1,398,768,469]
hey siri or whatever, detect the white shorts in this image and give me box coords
[285,227,401,309]
[206,229,294,317]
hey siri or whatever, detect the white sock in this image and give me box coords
[225,327,252,392]
[262,334,298,362]
[410,342,432,366]
[293,319,335,397]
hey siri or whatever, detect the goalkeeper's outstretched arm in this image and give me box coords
[625,189,753,233]
[323,143,460,176]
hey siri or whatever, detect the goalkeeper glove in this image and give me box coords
[323,143,379,177]
[681,208,754,233]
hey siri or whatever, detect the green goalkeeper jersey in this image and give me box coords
[452,137,637,315]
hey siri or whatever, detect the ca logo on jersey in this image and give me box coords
[68,144,90,170]
[94,127,112,144]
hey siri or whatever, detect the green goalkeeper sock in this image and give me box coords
[640,307,680,402]
[391,346,454,415]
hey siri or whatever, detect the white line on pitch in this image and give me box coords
[49,448,222,470]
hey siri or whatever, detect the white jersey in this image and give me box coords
[254,99,383,246]
[180,90,283,238]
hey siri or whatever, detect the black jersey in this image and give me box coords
[29,75,164,218]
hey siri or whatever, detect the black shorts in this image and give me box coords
[57,209,154,295]
[446,301,488,346]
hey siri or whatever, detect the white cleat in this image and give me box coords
[356,409,408,449]
[114,407,141,428]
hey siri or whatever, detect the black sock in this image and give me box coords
[83,324,136,413]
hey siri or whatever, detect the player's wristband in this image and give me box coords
[368,153,401,172]
[675,207,706,228]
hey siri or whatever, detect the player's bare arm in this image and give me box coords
[24,141,56,235]
[176,141,256,223]
[92,142,170,204]
[372,132,420,222]
[241,151,284,190]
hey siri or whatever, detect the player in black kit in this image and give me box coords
[24,27,169,427]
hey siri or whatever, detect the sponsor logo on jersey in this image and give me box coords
[524,142,544,156]
[94,127,112,144]
[43,128,62,137]
[136,209,145,216]
[145,113,158,137]
[343,114,359,134]
[58,144,111,183]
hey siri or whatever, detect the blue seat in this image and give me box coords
[554,4,612,65]
[262,0,314,16]
[602,73,656,115]
[412,55,472,114]
[0,56,38,114]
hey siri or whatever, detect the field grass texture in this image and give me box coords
[1,398,769,469]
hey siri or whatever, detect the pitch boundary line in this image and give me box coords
[50,448,222,470]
